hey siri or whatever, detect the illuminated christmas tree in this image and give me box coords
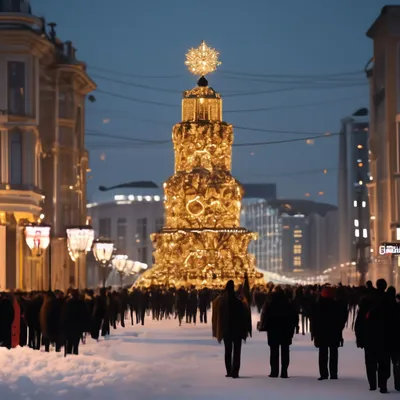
[136,41,264,288]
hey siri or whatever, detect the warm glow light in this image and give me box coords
[66,226,94,261]
[112,254,128,272]
[92,239,114,266]
[24,224,51,257]
[135,44,263,289]
[184,40,221,76]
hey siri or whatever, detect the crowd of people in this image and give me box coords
[212,278,400,394]
[0,278,399,393]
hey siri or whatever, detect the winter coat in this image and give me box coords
[40,292,60,343]
[355,290,399,352]
[0,295,15,346]
[212,292,251,342]
[61,296,87,340]
[311,296,347,348]
[260,291,298,347]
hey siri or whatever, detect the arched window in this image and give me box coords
[9,129,22,185]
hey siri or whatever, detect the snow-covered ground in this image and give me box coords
[0,313,392,400]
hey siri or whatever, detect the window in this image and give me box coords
[136,218,147,240]
[293,256,302,267]
[117,218,127,253]
[155,217,164,232]
[9,130,22,185]
[58,90,73,119]
[99,218,111,239]
[8,61,25,116]
[75,107,82,148]
[138,247,148,264]
[293,244,302,254]
[293,229,302,238]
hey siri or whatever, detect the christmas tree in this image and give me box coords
[136,41,264,288]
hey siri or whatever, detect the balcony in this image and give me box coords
[0,184,43,215]
[0,110,37,129]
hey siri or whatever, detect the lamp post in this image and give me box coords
[66,225,95,289]
[24,223,51,290]
[92,239,114,287]
[112,254,128,288]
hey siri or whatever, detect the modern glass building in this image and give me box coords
[241,199,282,273]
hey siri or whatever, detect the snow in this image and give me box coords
[0,313,392,399]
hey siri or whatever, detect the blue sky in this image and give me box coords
[31,0,390,204]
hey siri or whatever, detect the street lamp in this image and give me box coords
[92,238,114,287]
[24,223,51,257]
[24,223,51,291]
[112,254,128,288]
[66,225,95,288]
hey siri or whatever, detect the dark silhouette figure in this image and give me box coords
[260,286,298,378]
[355,279,398,393]
[0,293,15,349]
[311,287,347,381]
[212,280,251,379]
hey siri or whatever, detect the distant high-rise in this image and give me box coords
[241,199,282,273]
[337,115,370,271]
[281,214,308,273]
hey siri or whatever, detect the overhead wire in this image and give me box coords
[85,131,339,149]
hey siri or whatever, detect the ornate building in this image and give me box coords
[136,42,263,288]
[0,0,95,290]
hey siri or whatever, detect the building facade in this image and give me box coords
[241,199,282,273]
[0,1,95,290]
[366,6,400,286]
[241,198,338,275]
[87,190,164,287]
[307,209,339,273]
[281,214,308,273]
[337,115,370,273]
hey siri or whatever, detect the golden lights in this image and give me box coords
[184,40,221,76]
[135,42,263,289]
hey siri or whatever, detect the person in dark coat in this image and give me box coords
[91,291,106,341]
[387,287,400,391]
[0,293,15,349]
[61,290,87,355]
[40,291,60,352]
[259,286,298,378]
[176,287,188,326]
[311,286,347,381]
[212,280,251,379]
[355,279,398,393]
[16,293,29,347]
[199,288,210,324]
[25,293,42,350]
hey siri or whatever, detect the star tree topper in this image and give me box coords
[185,40,222,77]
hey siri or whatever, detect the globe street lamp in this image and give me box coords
[112,254,128,288]
[92,239,114,287]
[66,225,95,288]
[24,223,51,290]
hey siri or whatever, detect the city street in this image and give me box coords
[0,314,389,400]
